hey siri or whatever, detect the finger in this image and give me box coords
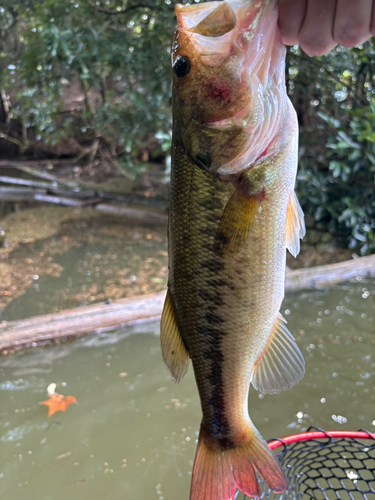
[298,0,337,56]
[278,0,308,46]
[334,0,373,47]
[370,0,375,35]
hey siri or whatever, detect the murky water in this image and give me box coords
[0,214,168,320]
[1,279,374,500]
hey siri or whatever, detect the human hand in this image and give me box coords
[278,0,375,55]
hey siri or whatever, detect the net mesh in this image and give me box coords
[235,427,375,500]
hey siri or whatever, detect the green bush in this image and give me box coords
[0,2,374,252]
[1,0,175,171]
[287,43,375,254]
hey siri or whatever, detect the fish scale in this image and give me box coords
[170,145,232,439]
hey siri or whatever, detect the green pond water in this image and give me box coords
[1,279,375,500]
[0,213,168,320]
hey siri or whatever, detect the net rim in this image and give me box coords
[234,427,375,499]
[267,426,375,451]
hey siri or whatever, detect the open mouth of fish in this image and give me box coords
[203,101,251,128]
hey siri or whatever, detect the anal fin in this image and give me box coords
[286,191,306,257]
[160,288,189,383]
[252,313,305,394]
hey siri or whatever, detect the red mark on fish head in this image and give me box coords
[206,82,231,103]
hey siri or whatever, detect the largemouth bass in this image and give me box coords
[161,1,306,498]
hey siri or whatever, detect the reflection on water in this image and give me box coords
[0,279,374,500]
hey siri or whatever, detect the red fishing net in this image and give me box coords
[236,427,375,500]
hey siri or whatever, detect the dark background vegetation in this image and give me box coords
[0,0,374,254]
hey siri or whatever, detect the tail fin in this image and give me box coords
[190,423,288,500]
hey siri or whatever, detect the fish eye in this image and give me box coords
[173,56,191,78]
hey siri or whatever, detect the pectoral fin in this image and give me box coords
[251,313,305,394]
[160,289,189,383]
[214,188,262,255]
[286,191,306,257]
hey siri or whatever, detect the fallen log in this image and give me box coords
[95,203,168,223]
[15,165,78,188]
[0,163,169,208]
[50,187,97,199]
[0,254,374,352]
[0,186,47,195]
[33,193,102,207]
[0,175,53,189]
[0,293,166,353]
[0,186,48,201]
[285,254,375,291]
[0,172,169,208]
[0,159,73,167]
[0,190,101,206]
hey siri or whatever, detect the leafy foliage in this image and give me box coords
[1,0,178,166]
[0,1,374,251]
[287,43,375,254]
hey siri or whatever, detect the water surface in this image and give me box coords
[1,279,374,500]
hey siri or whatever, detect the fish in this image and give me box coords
[160,1,306,499]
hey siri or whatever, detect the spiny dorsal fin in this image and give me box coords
[214,188,262,255]
[251,313,305,394]
[160,288,189,383]
[189,2,236,37]
[286,191,306,258]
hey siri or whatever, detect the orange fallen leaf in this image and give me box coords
[40,393,77,417]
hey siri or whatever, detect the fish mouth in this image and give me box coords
[176,1,236,34]
[203,102,251,128]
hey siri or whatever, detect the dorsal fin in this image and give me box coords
[160,289,189,383]
[286,191,306,257]
[251,313,305,394]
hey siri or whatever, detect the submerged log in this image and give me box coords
[0,254,374,352]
